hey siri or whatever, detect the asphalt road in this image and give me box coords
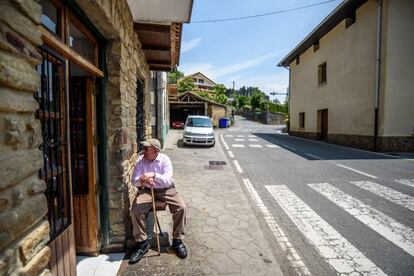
[220,115,414,276]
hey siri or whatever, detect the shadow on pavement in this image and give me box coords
[176,139,215,149]
[254,132,409,161]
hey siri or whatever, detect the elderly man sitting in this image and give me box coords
[129,138,188,264]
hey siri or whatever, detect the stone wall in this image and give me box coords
[209,105,226,127]
[236,109,285,125]
[75,0,152,251]
[290,131,414,152]
[0,1,51,275]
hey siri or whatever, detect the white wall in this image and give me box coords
[381,0,414,137]
[289,1,378,136]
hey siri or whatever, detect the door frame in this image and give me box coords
[38,0,107,269]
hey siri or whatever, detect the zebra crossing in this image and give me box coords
[254,179,414,275]
[225,134,281,149]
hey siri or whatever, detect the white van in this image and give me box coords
[182,115,215,147]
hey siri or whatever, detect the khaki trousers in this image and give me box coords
[130,187,186,242]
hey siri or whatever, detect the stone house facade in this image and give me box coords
[278,0,414,151]
[0,0,192,275]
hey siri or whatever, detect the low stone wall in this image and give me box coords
[289,131,319,140]
[236,109,285,125]
[290,131,413,152]
[0,1,51,275]
[327,133,375,151]
[377,136,414,152]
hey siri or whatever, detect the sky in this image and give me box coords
[178,0,342,103]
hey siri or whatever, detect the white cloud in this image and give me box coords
[181,38,202,53]
[179,50,287,79]
[178,62,215,76]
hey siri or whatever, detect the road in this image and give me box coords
[219,115,414,276]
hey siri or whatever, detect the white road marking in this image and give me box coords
[228,151,234,158]
[284,146,296,151]
[236,135,245,137]
[395,179,414,188]
[220,133,229,150]
[351,181,414,212]
[249,144,263,148]
[242,179,311,275]
[305,153,323,160]
[233,160,243,173]
[265,185,386,276]
[309,183,414,257]
[225,134,234,137]
[232,144,245,148]
[235,138,245,141]
[248,135,255,137]
[335,164,377,179]
[266,145,280,148]
[248,138,258,141]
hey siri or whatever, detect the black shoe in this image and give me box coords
[129,240,150,264]
[172,239,187,259]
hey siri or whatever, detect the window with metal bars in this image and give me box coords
[35,47,71,239]
[136,78,145,151]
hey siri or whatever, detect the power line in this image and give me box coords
[191,0,339,23]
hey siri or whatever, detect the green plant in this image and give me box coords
[167,70,184,84]
[177,78,195,94]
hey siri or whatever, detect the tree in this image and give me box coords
[237,96,248,109]
[207,83,227,105]
[167,70,184,84]
[272,98,281,104]
[231,95,239,108]
[177,78,195,94]
[250,92,264,110]
[213,93,228,105]
[212,84,226,95]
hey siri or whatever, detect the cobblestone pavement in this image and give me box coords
[119,129,283,275]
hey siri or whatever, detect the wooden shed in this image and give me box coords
[170,92,227,127]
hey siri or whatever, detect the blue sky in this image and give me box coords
[178,0,342,103]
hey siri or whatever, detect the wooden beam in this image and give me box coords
[149,66,172,72]
[147,59,171,65]
[40,26,104,78]
[134,23,170,33]
[142,44,170,52]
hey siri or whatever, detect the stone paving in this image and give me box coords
[118,129,283,275]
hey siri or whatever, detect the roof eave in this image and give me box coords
[277,0,367,67]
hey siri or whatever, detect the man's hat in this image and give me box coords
[140,138,161,149]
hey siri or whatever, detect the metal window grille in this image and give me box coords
[136,78,145,150]
[35,47,71,239]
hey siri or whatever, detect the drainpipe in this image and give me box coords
[374,0,382,151]
[287,66,291,133]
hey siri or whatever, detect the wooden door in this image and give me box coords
[70,76,99,255]
[320,109,328,140]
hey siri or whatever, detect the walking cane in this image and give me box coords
[150,187,161,256]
